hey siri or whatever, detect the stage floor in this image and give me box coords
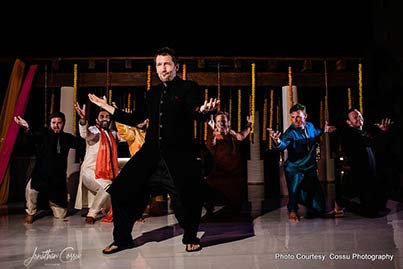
[0,198,402,269]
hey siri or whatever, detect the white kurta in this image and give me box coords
[74,123,117,210]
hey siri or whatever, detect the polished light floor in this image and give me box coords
[1,193,402,269]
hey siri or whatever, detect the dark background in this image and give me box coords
[0,2,375,58]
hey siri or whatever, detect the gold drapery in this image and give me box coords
[0,59,26,204]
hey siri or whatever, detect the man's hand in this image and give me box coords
[14,116,29,129]
[267,128,281,144]
[88,94,115,115]
[324,121,336,133]
[374,118,393,132]
[200,98,220,113]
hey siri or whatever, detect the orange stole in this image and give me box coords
[95,127,118,180]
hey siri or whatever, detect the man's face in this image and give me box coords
[155,55,178,83]
[347,109,364,129]
[96,111,111,129]
[49,117,64,133]
[215,114,230,133]
[290,110,307,129]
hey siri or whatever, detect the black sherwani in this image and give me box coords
[109,76,207,246]
[339,126,386,215]
[28,129,81,208]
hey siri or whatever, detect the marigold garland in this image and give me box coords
[347,87,352,109]
[358,63,363,115]
[146,65,151,91]
[108,89,112,105]
[127,92,131,110]
[250,63,256,138]
[288,66,293,106]
[73,64,78,133]
[182,64,186,80]
[194,120,197,139]
[237,89,241,132]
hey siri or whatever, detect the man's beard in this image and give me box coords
[99,121,110,130]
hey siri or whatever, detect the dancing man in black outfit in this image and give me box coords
[88,47,219,254]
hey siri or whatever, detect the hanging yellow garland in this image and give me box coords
[182,63,187,80]
[251,63,256,138]
[73,64,78,133]
[108,89,112,105]
[358,63,363,115]
[347,87,352,109]
[204,88,208,141]
[146,65,151,91]
[288,66,293,106]
[237,89,241,132]
[127,92,131,110]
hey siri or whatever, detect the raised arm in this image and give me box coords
[88,94,116,115]
[14,116,29,130]
[374,118,393,132]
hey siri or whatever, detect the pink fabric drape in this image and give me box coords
[0,65,38,184]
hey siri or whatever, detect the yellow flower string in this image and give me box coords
[288,66,293,106]
[127,92,131,110]
[73,64,77,133]
[262,94,267,141]
[146,65,151,91]
[194,120,197,139]
[108,89,112,105]
[237,89,241,132]
[269,89,274,150]
[358,63,363,115]
[182,64,187,80]
[347,87,352,109]
[251,63,256,138]
[204,88,208,141]
[249,94,253,142]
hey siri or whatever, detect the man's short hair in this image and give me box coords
[49,112,66,123]
[346,108,359,120]
[289,103,306,114]
[154,47,178,65]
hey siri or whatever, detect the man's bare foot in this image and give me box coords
[85,216,95,224]
[288,212,299,223]
[185,244,202,252]
[24,214,34,224]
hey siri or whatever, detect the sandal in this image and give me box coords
[185,244,202,252]
[102,242,135,255]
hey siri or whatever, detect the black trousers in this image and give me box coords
[111,158,202,247]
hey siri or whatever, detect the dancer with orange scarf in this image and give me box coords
[74,104,119,224]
